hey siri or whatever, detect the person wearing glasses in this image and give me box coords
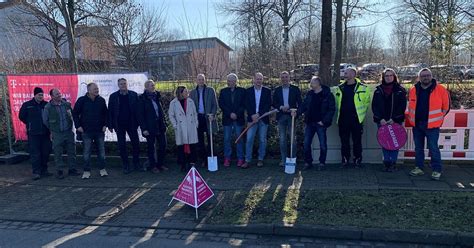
[406,68,450,180]
[371,69,407,172]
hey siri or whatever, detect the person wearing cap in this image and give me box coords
[19,87,52,180]
[332,67,371,168]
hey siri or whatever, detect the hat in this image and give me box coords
[33,87,43,96]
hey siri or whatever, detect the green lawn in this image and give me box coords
[208,189,474,232]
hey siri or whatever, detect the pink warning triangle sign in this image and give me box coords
[171,167,214,209]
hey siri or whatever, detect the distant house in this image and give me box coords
[0,0,114,73]
[122,37,233,81]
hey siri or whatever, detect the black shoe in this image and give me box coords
[302,163,313,171]
[56,171,64,179]
[354,157,363,168]
[317,163,326,171]
[341,157,350,168]
[32,174,41,180]
[68,169,80,176]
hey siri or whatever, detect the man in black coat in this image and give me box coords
[72,83,108,179]
[108,78,140,174]
[273,71,302,166]
[297,76,336,170]
[241,72,272,168]
[137,80,167,174]
[19,87,51,180]
[218,73,246,167]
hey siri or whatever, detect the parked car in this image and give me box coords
[359,63,385,80]
[290,64,319,81]
[397,63,427,82]
[430,64,467,81]
[330,63,356,78]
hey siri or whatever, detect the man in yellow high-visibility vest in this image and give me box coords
[332,67,371,168]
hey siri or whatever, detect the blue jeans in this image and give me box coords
[278,115,296,162]
[303,123,327,164]
[82,132,106,171]
[413,125,442,172]
[223,122,244,160]
[245,121,268,162]
[377,124,399,164]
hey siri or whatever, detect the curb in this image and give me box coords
[1,217,473,246]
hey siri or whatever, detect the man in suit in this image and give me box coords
[273,71,302,166]
[189,74,218,167]
[108,78,141,174]
[218,73,246,167]
[241,72,272,168]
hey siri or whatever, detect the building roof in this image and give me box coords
[150,37,233,51]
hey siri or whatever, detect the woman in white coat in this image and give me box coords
[168,86,199,172]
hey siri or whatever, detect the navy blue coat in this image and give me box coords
[137,91,167,135]
[107,90,139,129]
[244,86,272,124]
[272,84,302,120]
[218,86,246,126]
[19,98,49,136]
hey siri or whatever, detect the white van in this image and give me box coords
[331,63,356,78]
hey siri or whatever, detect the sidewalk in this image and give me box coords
[0,160,473,246]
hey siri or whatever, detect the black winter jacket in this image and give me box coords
[72,94,108,133]
[372,83,407,124]
[298,85,336,127]
[19,98,50,136]
[107,90,139,129]
[218,86,246,126]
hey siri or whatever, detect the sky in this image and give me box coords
[145,0,396,50]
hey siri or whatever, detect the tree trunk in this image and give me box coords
[333,0,343,83]
[319,0,332,85]
[59,0,78,73]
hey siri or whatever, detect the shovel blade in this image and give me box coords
[208,156,218,172]
[285,157,296,174]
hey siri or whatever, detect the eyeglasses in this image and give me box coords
[420,74,432,78]
[384,74,394,77]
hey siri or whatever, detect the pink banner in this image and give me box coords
[7,74,78,141]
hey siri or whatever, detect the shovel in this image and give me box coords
[285,109,297,174]
[207,114,218,172]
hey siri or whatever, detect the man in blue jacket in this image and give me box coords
[108,78,140,174]
[73,83,108,179]
[19,87,51,180]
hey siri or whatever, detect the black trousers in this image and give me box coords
[177,144,197,166]
[116,125,140,169]
[145,133,167,169]
[197,114,211,162]
[28,134,51,175]
[338,117,363,161]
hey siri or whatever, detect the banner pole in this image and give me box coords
[1,74,14,155]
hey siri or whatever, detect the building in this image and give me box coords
[126,37,232,81]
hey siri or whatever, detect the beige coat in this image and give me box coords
[168,98,199,146]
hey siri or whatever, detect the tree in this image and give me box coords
[333,0,343,83]
[98,1,167,71]
[390,17,429,65]
[319,0,332,85]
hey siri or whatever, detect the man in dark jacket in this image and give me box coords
[72,83,108,179]
[43,88,79,179]
[218,73,246,167]
[108,78,140,174]
[137,80,167,174]
[297,76,335,170]
[241,72,272,168]
[19,87,51,180]
[273,71,302,166]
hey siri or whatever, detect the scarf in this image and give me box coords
[381,82,394,97]
[180,98,191,154]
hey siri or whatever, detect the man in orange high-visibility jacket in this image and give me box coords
[406,68,450,181]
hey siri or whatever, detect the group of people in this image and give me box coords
[19,67,450,181]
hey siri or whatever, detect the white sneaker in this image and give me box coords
[99,169,108,177]
[82,171,91,179]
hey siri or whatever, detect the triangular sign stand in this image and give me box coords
[168,166,214,219]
